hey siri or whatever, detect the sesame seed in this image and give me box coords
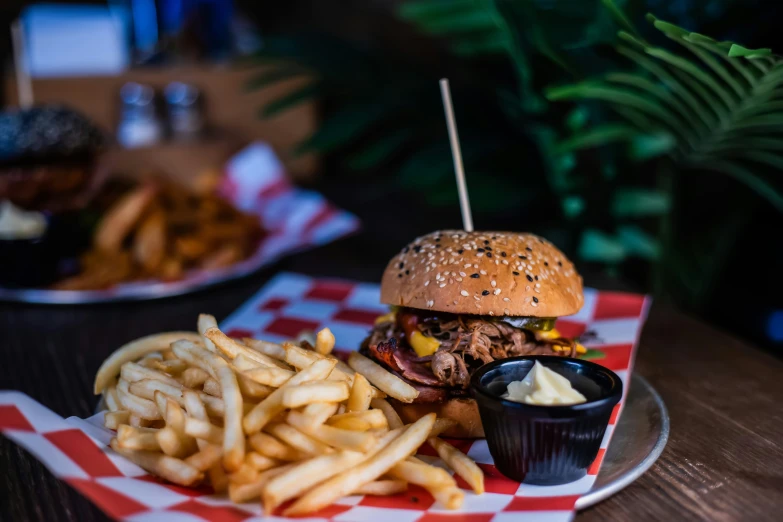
[526,247,532,252]
[484,240,489,245]
[544,262,549,266]
[444,271,450,276]
[501,252,507,257]
[533,296,539,303]
[477,253,484,257]
[453,300,458,305]
[399,262,404,269]
[439,283,446,288]
[558,261,563,266]
[480,270,487,275]
[456,277,463,282]
[494,289,501,295]
[474,296,480,301]
[458,249,464,254]
[491,280,497,288]
[502,260,509,265]
[464,263,472,268]
[526,275,533,282]
[470,273,479,279]
[398,274,402,278]
[477,248,485,253]
[512,271,519,276]
[485,246,492,251]
[459,271,467,277]
[427,300,434,308]
[473,264,479,268]
[526,286,531,291]
[504,308,510,315]
[482,290,490,296]
[535,276,539,281]
[486,253,493,258]
[531,301,538,307]
[460,290,469,297]
[503,297,510,302]
[518,255,526,260]
[489,311,494,316]
[424,281,430,286]
[535,283,541,288]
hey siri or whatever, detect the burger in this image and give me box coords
[360,230,585,438]
[0,105,106,287]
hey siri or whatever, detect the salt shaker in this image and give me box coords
[165,82,205,141]
[116,82,164,148]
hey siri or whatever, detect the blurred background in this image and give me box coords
[0,0,781,351]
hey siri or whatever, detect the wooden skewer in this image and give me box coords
[439,78,473,232]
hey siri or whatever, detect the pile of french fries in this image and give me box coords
[56,173,263,291]
[94,315,484,516]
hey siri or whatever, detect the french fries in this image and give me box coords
[281,381,350,408]
[390,459,464,509]
[65,176,264,291]
[315,327,336,355]
[347,373,373,412]
[370,398,404,429]
[348,352,419,403]
[353,479,408,496]
[94,332,202,393]
[284,414,435,515]
[96,316,484,516]
[429,437,485,494]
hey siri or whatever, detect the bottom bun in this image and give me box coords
[391,398,484,439]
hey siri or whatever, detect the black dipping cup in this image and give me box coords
[471,356,622,485]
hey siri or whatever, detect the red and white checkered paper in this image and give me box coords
[0,273,650,522]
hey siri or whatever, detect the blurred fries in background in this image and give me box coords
[55,174,263,291]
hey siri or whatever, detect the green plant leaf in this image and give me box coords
[553,124,639,154]
[546,83,685,135]
[562,195,585,218]
[617,225,660,260]
[617,46,715,130]
[612,189,671,217]
[246,66,305,91]
[579,349,606,361]
[728,44,772,58]
[578,229,626,263]
[348,130,413,170]
[630,133,676,160]
[260,83,321,118]
[397,0,478,21]
[566,106,589,131]
[601,0,641,40]
[294,103,392,155]
[645,48,735,111]
[688,159,783,211]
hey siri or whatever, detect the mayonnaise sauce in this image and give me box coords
[502,361,586,406]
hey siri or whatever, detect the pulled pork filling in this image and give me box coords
[360,308,579,402]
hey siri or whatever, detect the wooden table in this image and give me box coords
[2,236,782,521]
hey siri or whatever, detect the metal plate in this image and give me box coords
[576,374,669,510]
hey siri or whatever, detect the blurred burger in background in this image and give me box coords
[361,230,585,437]
[0,105,106,287]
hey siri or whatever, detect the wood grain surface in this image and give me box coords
[1,235,782,522]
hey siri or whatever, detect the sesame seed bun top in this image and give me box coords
[380,230,583,318]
